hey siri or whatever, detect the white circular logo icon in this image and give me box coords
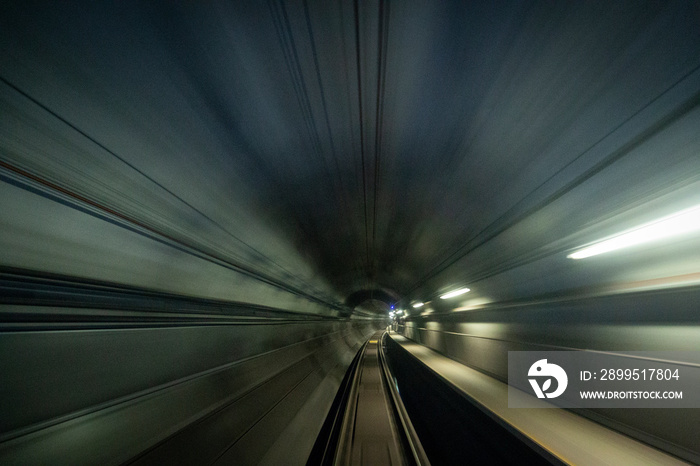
[528,359,568,398]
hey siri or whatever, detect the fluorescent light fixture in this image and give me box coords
[440,287,471,299]
[412,302,424,308]
[568,204,700,259]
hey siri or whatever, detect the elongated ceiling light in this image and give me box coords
[568,204,700,259]
[412,302,424,308]
[440,287,471,299]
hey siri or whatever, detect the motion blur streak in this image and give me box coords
[1,1,700,464]
[568,204,700,259]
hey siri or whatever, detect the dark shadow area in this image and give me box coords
[384,336,560,466]
[306,342,365,465]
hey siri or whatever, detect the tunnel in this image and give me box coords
[1,1,700,464]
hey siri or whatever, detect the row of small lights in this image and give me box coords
[390,204,700,318]
[389,286,471,317]
[411,286,470,309]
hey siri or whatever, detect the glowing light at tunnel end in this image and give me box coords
[568,204,700,260]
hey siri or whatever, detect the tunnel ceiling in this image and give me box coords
[2,1,700,315]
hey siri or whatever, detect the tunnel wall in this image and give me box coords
[396,285,700,464]
[0,79,346,317]
[0,66,392,464]
[0,317,382,465]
